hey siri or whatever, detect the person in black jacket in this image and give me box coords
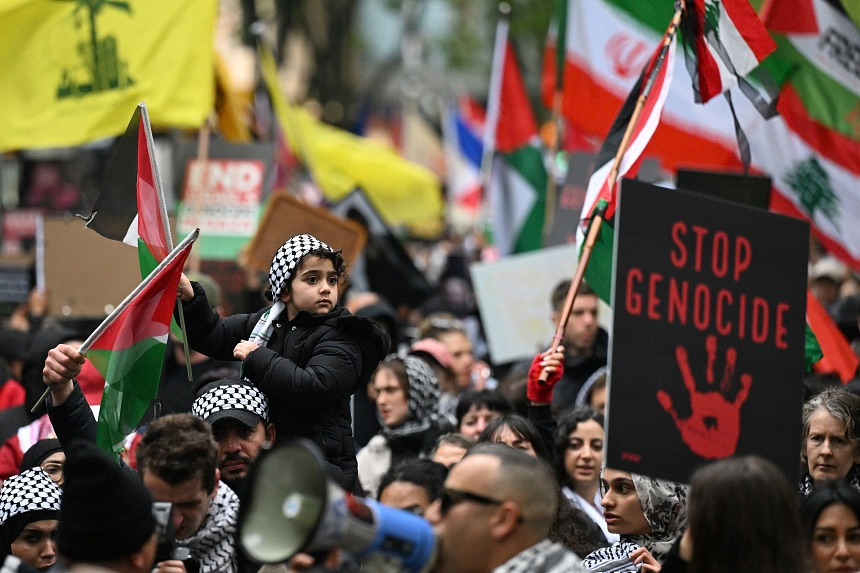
[176,234,388,493]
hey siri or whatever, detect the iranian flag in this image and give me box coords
[484,17,549,256]
[89,230,197,455]
[680,0,777,103]
[580,32,677,302]
[83,104,172,277]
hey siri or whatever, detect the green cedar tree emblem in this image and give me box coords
[784,157,841,229]
[704,0,721,36]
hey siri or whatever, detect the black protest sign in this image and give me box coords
[606,179,809,484]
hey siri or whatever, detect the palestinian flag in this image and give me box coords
[90,230,197,455]
[484,18,549,256]
[680,0,776,103]
[580,34,677,303]
[83,104,172,277]
[807,290,858,382]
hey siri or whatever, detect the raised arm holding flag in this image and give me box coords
[39,230,199,456]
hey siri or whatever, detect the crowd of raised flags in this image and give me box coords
[0,0,858,442]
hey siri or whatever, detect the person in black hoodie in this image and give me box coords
[176,234,388,493]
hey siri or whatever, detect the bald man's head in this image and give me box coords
[464,443,557,535]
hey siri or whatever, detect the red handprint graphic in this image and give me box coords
[656,335,753,460]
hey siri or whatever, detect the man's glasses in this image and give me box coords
[439,487,504,516]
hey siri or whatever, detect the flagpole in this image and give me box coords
[544,0,569,246]
[472,3,510,242]
[538,7,683,382]
[31,229,200,413]
[140,103,196,383]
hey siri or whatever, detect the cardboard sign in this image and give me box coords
[470,244,582,364]
[43,217,139,318]
[242,194,367,272]
[606,180,809,484]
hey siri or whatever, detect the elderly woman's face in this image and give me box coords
[807,407,860,483]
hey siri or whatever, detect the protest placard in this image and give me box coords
[606,179,809,484]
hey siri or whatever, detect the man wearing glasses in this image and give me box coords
[427,443,585,572]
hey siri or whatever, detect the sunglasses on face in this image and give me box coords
[438,487,504,516]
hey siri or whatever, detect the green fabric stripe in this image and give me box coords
[584,220,615,304]
[138,239,159,279]
[139,238,182,339]
[805,323,824,374]
[505,145,548,253]
[92,340,166,454]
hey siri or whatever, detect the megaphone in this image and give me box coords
[238,438,437,573]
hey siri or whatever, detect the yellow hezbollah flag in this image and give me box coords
[259,46,444,237]
[0,0,216,152]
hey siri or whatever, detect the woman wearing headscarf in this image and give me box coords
[582,468,689,572]
[20,439,64,487]
[0,467,62,571]
[357,354,453,498]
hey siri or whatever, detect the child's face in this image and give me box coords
[281,256,339,319]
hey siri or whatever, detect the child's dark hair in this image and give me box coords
[264,248,348,302]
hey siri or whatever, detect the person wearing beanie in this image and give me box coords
[0,467,61,571]
[175,233,389,493]
[20,439,64,487]
[58,441,156,573]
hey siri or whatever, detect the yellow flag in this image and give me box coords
[259,46,444,237]
[0,0,217,151]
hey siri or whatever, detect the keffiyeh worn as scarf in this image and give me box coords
[581,541,643,572]
[799,465,860,497]
[492,539,584,573]
[627,474,688,562]
[381,355,443,438]
[176,482,240,573]
[583,473,687,570]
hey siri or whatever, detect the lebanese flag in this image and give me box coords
[83,104,172,278]
[579,34,677,302]
[681,0,776,103]
[90,231,196,454]
[807,291,860,383]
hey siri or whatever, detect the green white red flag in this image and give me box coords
[680,0,777,103]
[89,230,197,455]
[83,104,172,277]
[483,17,549,256]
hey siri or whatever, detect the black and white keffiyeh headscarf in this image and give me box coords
[381,355,443,438]
[583,473,688,570]
[248,234,333,348]
[493,539,584,573]
[269,234,332,300]
[0,468,61,557]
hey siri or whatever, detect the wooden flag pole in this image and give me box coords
[538,7,683,382]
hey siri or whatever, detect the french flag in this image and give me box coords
[442,97,485,213]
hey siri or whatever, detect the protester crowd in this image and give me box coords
[0,231,857,573]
